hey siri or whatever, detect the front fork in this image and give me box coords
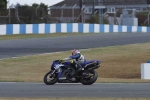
[48,70,56,78]
[52,68,62,78]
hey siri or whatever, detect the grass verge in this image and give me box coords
[0,98,150,100]
[0,43,150,82]
[0,33,95,40]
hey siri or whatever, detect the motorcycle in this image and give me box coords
[44,59,101,85]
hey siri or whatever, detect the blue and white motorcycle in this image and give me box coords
[44,59,101,85]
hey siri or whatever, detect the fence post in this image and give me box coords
[61,4,66,22]
[72,4,77,23]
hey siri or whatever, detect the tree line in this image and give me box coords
[0,0,6,8]
[0,1,50,24]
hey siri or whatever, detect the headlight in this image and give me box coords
[54,64,60,70]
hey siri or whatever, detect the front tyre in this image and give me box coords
[80,70,98,85]
[44,71,58,85]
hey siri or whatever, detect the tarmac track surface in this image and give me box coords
[0,33,150,59]
[0,83,150,98]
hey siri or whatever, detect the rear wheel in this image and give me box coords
[80,70,98,85]
[44,71,58,85]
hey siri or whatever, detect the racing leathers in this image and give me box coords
[69,53,86,71]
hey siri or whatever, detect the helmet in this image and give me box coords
[72,49,80,55]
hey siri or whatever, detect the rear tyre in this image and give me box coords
[80,70,98,85]
[44,71,58,85]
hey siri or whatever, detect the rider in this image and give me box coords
[65,49,86,71]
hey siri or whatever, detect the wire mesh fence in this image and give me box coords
[0,0,148,24]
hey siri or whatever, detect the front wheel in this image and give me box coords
[44,71,58,85]
[80,70,98,85]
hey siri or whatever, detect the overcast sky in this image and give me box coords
[8,0,63,6]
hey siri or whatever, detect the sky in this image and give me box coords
[8,0,63,7]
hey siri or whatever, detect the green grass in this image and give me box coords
[0,32,132,40]
[0,98,150,100]
[0,33,95,40]
[0,43,150,82]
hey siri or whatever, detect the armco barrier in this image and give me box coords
[0,23,150,35]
